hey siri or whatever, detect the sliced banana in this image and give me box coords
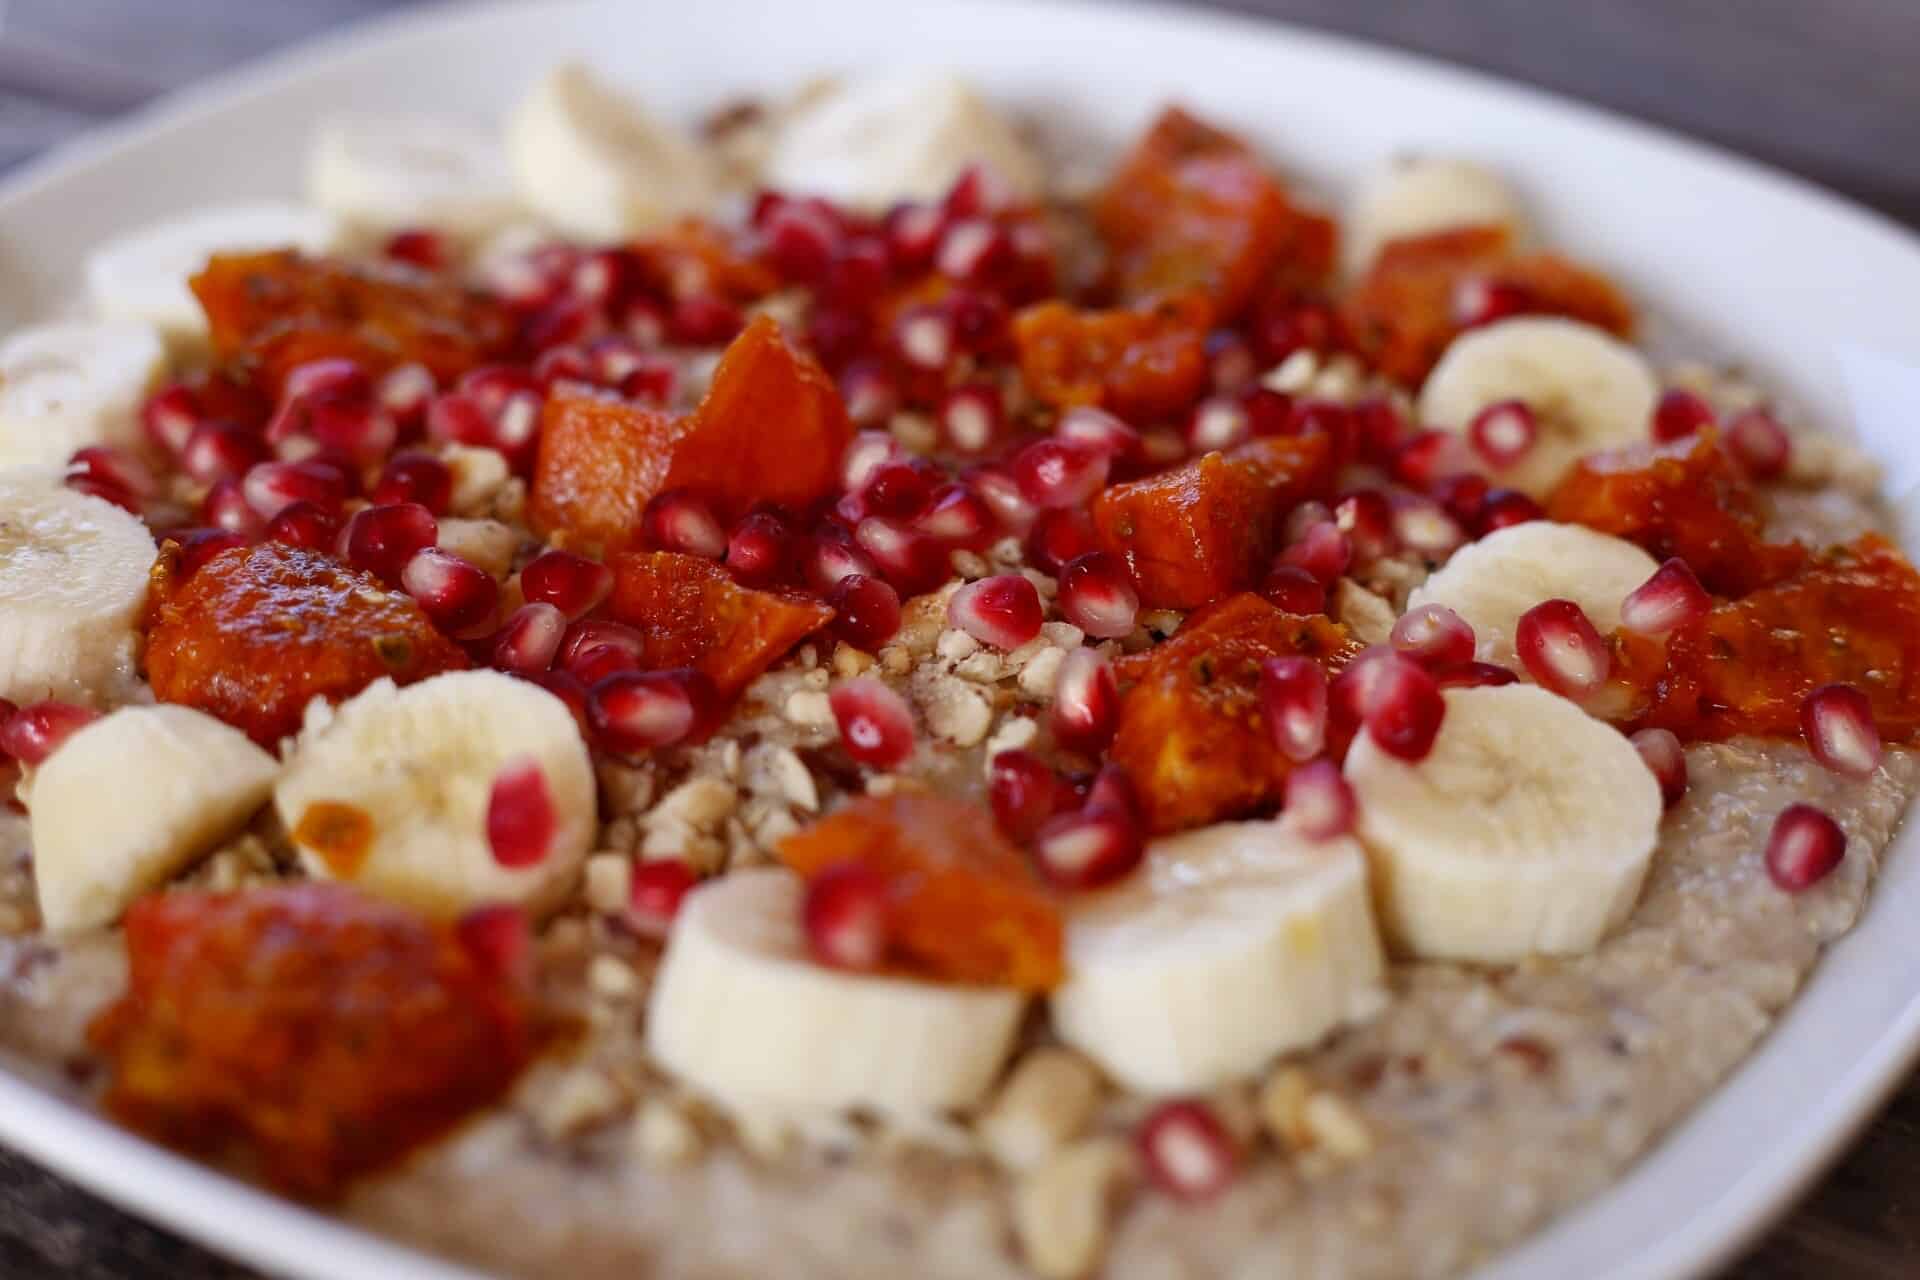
[764,73,1044,210]
[1345,684,1660,962]
[646,867,1027,1115]
[26,705,278,933]
[0,321,166,466]
[0,468,155,704]
[504,62,717,240]
[274,670,595,917]
[1418,317,1659,497]
[308,114,522,239]
[1049,819,1387,1094]
[1345,155,1522,274]
[1405,521,1657,670]
[85,202,343,340]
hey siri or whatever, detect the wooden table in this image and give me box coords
[1,0,1916,1275]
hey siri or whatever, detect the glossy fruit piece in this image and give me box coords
[1137,1099,1240,1203]
[1764,803,1845,892]
[202,480,265,536]
[1800,683,1882,779]
[1284,759,1355,839]
[826,574,902,652]
[1630,727,1688,808]
[606,551,833,698]
[626,859,698,939]
[1032,805,1144,890]
[1515,599,1611,700]
[1051,648,1120,756]
[988,750,1077,843]
[342,503,439,584]
[1260,656,1328,763]
[527,384,682,554]
[0,701,99,766]
[520,549,614,620]
[1259,564,1327,615]
[1390,604,1476,668]
[802,863,892,971]
[829,677,916,769]
[1058,552,1140,639]
[1361,652,1446,761]
[401,548,498,637]
[1619,558,1711,636]
[491,603,568,676]
[948,575,1043,651]
[372,451,454,515]
[1013,296,1211,423]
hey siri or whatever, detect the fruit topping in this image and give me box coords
[606,551,833,698]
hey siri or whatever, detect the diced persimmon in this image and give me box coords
[607,551,832,697]
[1091,434,1333,609]
[89,884,537,1201]
[529,383,682,554]
[1546,432,1808,596]
[190,251,515,396]
[778,793,1062,991]
[145,541,468,746]
[1014,294,1211,422]
[631,219,780,303]
[1111,593,1360,833]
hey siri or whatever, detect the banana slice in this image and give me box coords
[1345,684,1661,962]
[1405,521,1658,670]
[1418,317,1658,497]
[504,62,717,240]
[86,202,343,341]
[764,73,1044,210]
[308,114,522,239]
[1345,155,1522,274]
[274,670,595,917]
[0,321,166,466]
[0,468,155,704]
[646,867,1027,1115]
[1049,820,1386,1094]
[26,705,278,933]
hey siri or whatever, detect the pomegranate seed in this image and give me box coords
[383,227,451,270]
[839,361,900,428]
[830,677,916,769]
[1024,508,1096,576]
[854,516,948,595]
[243,459,348,520]
[200,480,264,536]
[179,422,267,485]
[1056,406,1141,463]
[617,353,678,403]
[427,384,542,471]
[969,465,1038,537]
[841,431,900,494]
[522,549,614,620]
[762,201,843,282]
[1362,652,1446,761]
[379,362,437,431]
[174,528,250,576]
[1350,396,1407,461]
[1208,332,1258,392]
[1261,564,1327,614]
[802,535,881,593]
[68,446,155,500]
[64,474,138,513]
[1332,490,1397,563]
[863,459,940,519]
[944,164,1013,217]
[1392,497,1466,559]
[914,483,995,549]
[726,510,794,585]
[1620,558,1710,636]
[343,502,439,583]
[949,575,1043,651]
[1032,805,1143,890]
[1631,727,1688,808]
[1467,400,1539,469]
[1186,396,1250,453]
[939,383,1005,454]
[141,383,205,456]
[1328,644,1396,728]
[803,862,891,970]
[1057,552,1139,639]
[1250,296,1339,364]
[1433,660,1519,689]
[827,573,903,652]
[1726,409,1791,479]
[1515,599,1611,699]
[950,289,1011,354]
[1084,764,1140,824]
[1432,473,1490,529]
[1765,803,1846,892]
[570,643,642,686]
[282,358,371,404]
[1138,1100,1239,1202]
[486,757,556,868]
[1285,759,1356,840]
[643,490,727,559]
[935,218,1009,281]
[669,292,743,346]
[619,297,670,349]
[492,602,567,675]
[1477,488,1544,533]
[372,451,454,515]
[1240,386,1293,439]
[0,701,98,765]
[558,618,647,674]
[1390,604,1477,667]
[1453,276,1535,328]
[303,398,399,467]
[1652,388,1715,442]
[1051,647,1119,755]
[402,547,499,635]
[627,859,698,938]
[532,669,592,740]
[989,750,1073,842]
[1279,521,1351,585]
[1261,656,1328,762]
[895,305,956,371]
[1012,439,1110,510]
[1801,683,1882,779]
[883,201,946,271]
[454,902,532,981]
[589,670,702,752]
[1392,429,1468,489]
[1288,401,1354,455]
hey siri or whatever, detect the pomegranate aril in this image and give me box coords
[0,701,98,766]
[1631,727,1688,808]
[827,573,903,652]
[1652,388,1715,442]
[883,201,946,271]
[894,304,956,371]
[1332,490,1397,563]
[643,489,727,560]
[839,361,900,428]
[1765,803,1846,892]
[283,357,371,404]
[989,750,1072,842]
[380,362,438,433]
[1432,473,1490,529]
[762,201,842,282]
[1285,759,1355,840]
[304,398,399,467]
[263,500,338,551]
[803,535,880,594]
[243,459,348,520]
[570,643,642,686]
[558,618,647,674]
[1467,399,1539,469]
[180,422,268,485]
[1279,521,1351,585]
[199,479,263,537]
[1024,507,1095,576]
[803,862,892,971]
[1056,405,1142,462]
[1390,603,1476,668]
[830,677,917,769]
[669,292,743,346]
[1241,386,1295,439]
[1058,552,1139,639]
[841,431,900,494]
[343,502,439,583]
[1800,683,1883,779]
[1433,660,1519,689]
[372,451,454,515]
[1515,598,1611,700]
[1051,647,1119,755]
[1261,564,1327,615]
[948,574,1043,651]
[862,459,939,519]
[1362,652,1447,762]
[914,483,994,549]
[65,474,139,513]
[935,217,1009,281]
[1620,558,1710,636]
[68,446,156,500]
[969,465,1038,537]
[939,383,1005,454]
[1084,763,1141,825]
[1032,805,1143,890]
[1392,497,1466,559]
[589,670,701,753]
[726,510,794,585]
[1208,332,1258,393]
[486,757,556,869]
[946,288,1008,352]
[1453,276,1534,328]
[1477,487,1544,533]
[175,527,251,576]
[1012,439,1110,510]
[1138,1100,1239,1203]
[854,516,948,595]
[1392,429,1468,489]
[627,858,698,938]
[1726,409,1791,479]
[402,547,499,635]
[1259,656,1330,763]
[141,383,206,457]
[492,602,568,675]
[1350,396,1407,461]
[522,548,614,620]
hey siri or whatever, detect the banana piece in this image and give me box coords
[85,202,343,341]
[1345,684,1660,962]
[26,706,278,933]
[0,321,166,466]
[646,867,1027,1115]
[1405,520,1657,671]
[503,62,717,240]
[1345,155,1522,274]
[1418,316,1659,497]
[0,468,155,704]
[308,114,522,239]
[764,73,1044,210]
[1049,820,1387,1094]
[274,670,595,917]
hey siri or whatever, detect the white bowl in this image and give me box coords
[2,2,1918,1277]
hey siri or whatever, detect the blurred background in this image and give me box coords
[0,0,1914,1277]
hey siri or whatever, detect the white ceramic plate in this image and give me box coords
[3,1,1919,1277]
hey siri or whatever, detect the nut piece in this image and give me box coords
[1302,1092,1374,1159]
[582,852,633,914]
[1018,646,1067,699]
[981,716,1040,776]
[783,689,835,728]
[978,1047,1103,1171]
[442,443,510,515]
[634,1098,702,1167]
[437,517,518,580]
[1013,1136,1133,1280]
[1259,1066,1314,1149]
[921,676,992,746]
[1333,578,1397,646]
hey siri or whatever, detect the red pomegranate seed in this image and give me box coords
[492,602,567,675]
[949,574,1042,651]
[1363,652,1446,761]
[175,527,250,576]
[1056,406,1141,462]
[1349,396,1407,461]
[1025,508,1096,576]
[863,459,940,520]
[1652,388,1715,442]
[969,465,1038,537]
[569,643,641,686]
[989,750,1073,842]
[64,474,137,513]
[1032,805,1143,890]
[589,670,701,752]
[830,677,916,769]
[1012,439,1110,510]
[841,430,900,493]
[1236,386,1290,440]
[1288,400,1353,454]
[372,451,454,515]
[1391,603,1477,668]
[1261,564,1327,615]
[532,669,592,740]
[1208,332,1258,392]
[1250,296,1338,363]
[383,227,451,270]
[1329,643,1395,726]
[1261,656,1328,763]
[1085,763,1140,825]
[1051,647,1119,755]
[304,398,399,467]
[1392,429,1469,489]
[1332,490,1397,563]
[1515,599,1611,699]
[669,292,744,346]
[1452,276,1534,328]
[894,305,956,371]
[762,201,843,282]
[1392,497,1466,559]
[627,859,698,938]
[282,358,371,404]
[803,862,892,970]
[1631,727,1688,808]
[1432,473,1490,529]
[180,422,268,485]
[726,510,794,585]
[935,217,1009,281]
[883,201,946,271]
[1185,396,1250,453]
[828,573,903,651]
[200,479,264,536]
[455,903,531,981]
[1726,409,1791,479]
[1467,400,1539,469]
[939,383,1004,454]
[1138,1100,1239,1202]
[1433,660,1520,689]
[1477,488,1544,533]
[854,516,948,595]
[522,549,615,620]
[1801,683,1882,779]
[1619,558,1710,636]
[1285,759,1355,840]
[141,383,205,456]
[840,361,900,428]
[1765,803,1846,892]
[0,701,99,765]
[343,502,439,583]
[243,459,348,520]
[1058,552,1139,639]
[558,618,646,674]
[68,446,156,500]
[263,501,334,552]
[379,362,437,430]
[402,547,499,635]
[803,535,881,593]
[1279,521,1351,585]
[486,757,556,868]
[913,483,995,549]
[643,490,727,559]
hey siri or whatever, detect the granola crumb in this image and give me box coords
[582,853,633,914]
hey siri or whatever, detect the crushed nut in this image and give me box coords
[921,676,993,746]
[982,716,1040,773]
[937,628,983,664]
[878,645,914,676]
[652,777,738,829]
[953,651,1005,683]
[951,549,992,579]
[831,643,876,678]
[597,761,655,816]
[1263,349,1320,394]
[989,535,1025,566]
[587,953,640,1001]
[978,1047,1103,1171]
[441,444,511,516]
[1302,1092,1374,1159]
[582,853,633,914]
[782,689,835,728]
[531,1067,626,1140]
[1018,646,1067,699]
[889,410,939,454]
[1012,1137,1132,1280]
[1260,1066,1315,1149]
[1334,578,1397,646]
[733,1108,796,1161]
[436,518,518,579]
[634,1098,702,1167]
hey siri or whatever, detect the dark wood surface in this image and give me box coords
[0,0,1916,1276]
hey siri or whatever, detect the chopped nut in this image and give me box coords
[982,715,1040,773]
[717,738,743,781]
[989,535,1025,566]
[1310,353,1364,402]
[832,643,876,677]
[1263,349,1320,394]
[531,1068,626,1140]
[750,805,801,847]
[1302,1091,1373,1159]
[953,651,1005,683]
[878,645,913,676]
[597,761,655,815]
[652,777,738,829]
[979,1047,1103,1171]
[1784,431,1883,497]
[436,518,518,579]
[800,664,830,691]
[951,549,992,579]
[442,444,510,516]
[587,953,640,1001]
[879,1113,979,1158]
[921,676,993,746]
[770,748,818,811]
[734,1108,796,1161]
[1139,608,1185,637]
[1334,578,1397,646]
[890,409,939,454]
[1040,621,1085,650]
[1259,1066,1315,1149]
[634,1098,702,1167]
[937,628,983,664]
[582,853,633,914]
[783,689,835,728]
[1018,646,1067,698]
[1013,1137,1132,1280]
[1021,568,1059,599]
